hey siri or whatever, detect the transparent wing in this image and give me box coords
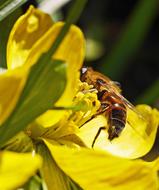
[104,83,148,139]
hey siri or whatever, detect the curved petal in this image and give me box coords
[7,6,85,127]
[33,22,85,126]
[78,105,159,159]
[0,151,42,190]
[7,6,53,69]
[44,144,159,190]
[0,68,27,124]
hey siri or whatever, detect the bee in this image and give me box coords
[80,67,141,146]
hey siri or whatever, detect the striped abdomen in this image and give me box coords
[98,91,127,140]
[108,102,127,140]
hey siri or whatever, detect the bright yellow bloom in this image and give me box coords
[46,144,159,190]
[0,5,159,190]
[0,6,85,126]
[0,5,85,190]
[78,104,159,159]
[37,83,159,189]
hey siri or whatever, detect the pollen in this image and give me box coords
[69,82,101,128]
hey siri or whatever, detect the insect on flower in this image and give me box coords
[80,67,144,146]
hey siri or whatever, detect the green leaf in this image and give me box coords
[0,0,27,21]
[37,141,82,190]
[100,0,158,79]
[0,55,67,147]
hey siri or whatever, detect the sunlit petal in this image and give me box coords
[0,68,27,124]
[46,144,159,190]
[78,105,159,159]
[7,6,53,69]
[0,151,42,190]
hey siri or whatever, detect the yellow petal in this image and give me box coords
[34,22,85,126]
[7,6,53,69]
[7,6,85,126]
[0,68,27,124]
[78,105,159,159]
[45,144,159,190]
[0,151,42,190]
[37,142,74,190]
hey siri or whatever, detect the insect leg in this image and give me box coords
[97,101,112,118]
[92,126,106,147]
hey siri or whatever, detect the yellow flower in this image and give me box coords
[0,5,85,190]
[30,80,159,190]
[77,104,159,159]
[7,5,85,127]
[37,85,159,189]
[46,144,159,190]
[0,5,85,126]
[0,18,43,189]
[1,5,159,190]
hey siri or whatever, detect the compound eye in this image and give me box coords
[81,67,88,75]
[80,67,88,82]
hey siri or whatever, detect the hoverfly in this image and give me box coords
[80,67,143,146]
